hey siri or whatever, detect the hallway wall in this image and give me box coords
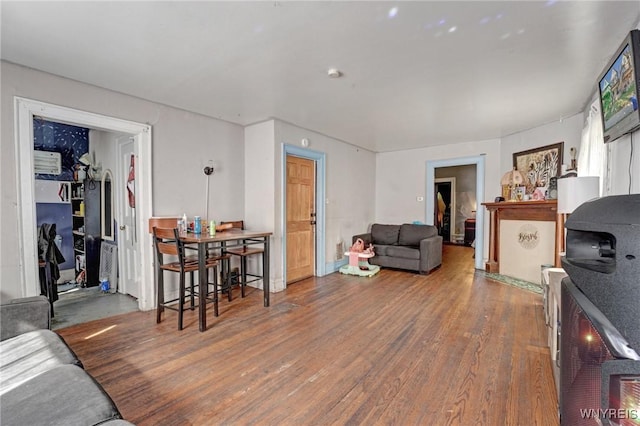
[1,61,245,301]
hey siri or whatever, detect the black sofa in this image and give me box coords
[0,296,134,425]
[353,223,442,274]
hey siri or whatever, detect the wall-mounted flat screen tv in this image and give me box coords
[598,29,640,143]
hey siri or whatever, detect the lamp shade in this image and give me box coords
[500,167,527,186]
[78,152,93,167]
[557,176,599,213]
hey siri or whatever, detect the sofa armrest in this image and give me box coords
[1,296,51,341]
[419,236,443,274]
[352,233,372,247]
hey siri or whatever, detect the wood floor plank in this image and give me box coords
[57,245,559,425]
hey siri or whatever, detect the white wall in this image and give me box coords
[244,121,279,289]
[244,119,376,288]
[500,112,584,174]
[374,110,635,272]
[579,17,639,197]
[274,120,377,268]
[375,138,501,265]
[604,129,640,195]
[91,129,120,179]
[1,61,244,301]
[376,139,501,223]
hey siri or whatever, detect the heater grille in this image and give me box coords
[99,241,118,293]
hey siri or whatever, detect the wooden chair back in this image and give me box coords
[153,227,181,263]
[148,217,180,234]
[221,220,244,230]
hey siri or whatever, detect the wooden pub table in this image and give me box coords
[180,229,272,331]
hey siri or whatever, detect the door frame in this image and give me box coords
[281,145,326,286]
[434,177,456,242]
[426,155,485,270]
[14,97,155,310]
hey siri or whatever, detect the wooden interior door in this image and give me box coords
[286,155,315,284]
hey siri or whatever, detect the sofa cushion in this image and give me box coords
[398,224,437,247]
[371,224,400,245]
[373,244,394,256]
[0,364,122,426]
[385,246,421,260]
[1,296,51,341]
[0,329,82,395]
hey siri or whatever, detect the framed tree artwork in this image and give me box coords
[513,142,564,193]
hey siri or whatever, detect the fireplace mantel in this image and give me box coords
[482,200,562,274]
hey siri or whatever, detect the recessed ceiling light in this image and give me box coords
[327,68,342,78]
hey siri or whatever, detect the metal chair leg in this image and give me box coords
[178,273,186,331]
[189,271,195,310]
[241,256,247,298]
[156,268,164,323]
[213,266,219,317]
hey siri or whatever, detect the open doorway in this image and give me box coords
[15,97,155,315]
[30,118,141,325]
[434,178,455,243]
[426,155,485,270]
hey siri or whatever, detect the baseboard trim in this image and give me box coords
[326,259,348,274]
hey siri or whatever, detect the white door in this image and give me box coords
[117,137,140,298]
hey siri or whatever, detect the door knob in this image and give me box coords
[119,225,126,230]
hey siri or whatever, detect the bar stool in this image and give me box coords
[221,220,264,298]
[153,227,219,330]
[207,248,233,303]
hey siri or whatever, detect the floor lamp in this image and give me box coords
[204,165,214,221]
[556,176,600,265]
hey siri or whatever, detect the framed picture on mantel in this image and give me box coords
[513,142,563,192]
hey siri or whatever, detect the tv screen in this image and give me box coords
[598,30,640,143]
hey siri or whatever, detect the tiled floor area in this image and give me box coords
[51,285,139,330]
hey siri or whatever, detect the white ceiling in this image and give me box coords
[2,1,639,152]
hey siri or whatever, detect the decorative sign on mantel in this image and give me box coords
[518,224,539,250]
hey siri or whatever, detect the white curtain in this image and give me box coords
[578,99,606,195]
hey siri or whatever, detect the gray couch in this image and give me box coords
[353,223,442,274]
[0,296,133,425]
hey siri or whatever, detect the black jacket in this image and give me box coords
[38,223,65,302]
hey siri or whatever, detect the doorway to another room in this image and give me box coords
[426,156,485,270]
[32,118,140,327]
[15,98,154,327]
[434,178,455,243]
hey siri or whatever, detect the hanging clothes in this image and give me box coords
[38,223,65,303]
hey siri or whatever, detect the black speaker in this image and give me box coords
[561,194,640,352]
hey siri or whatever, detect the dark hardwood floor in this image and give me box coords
[57,245,559,425]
